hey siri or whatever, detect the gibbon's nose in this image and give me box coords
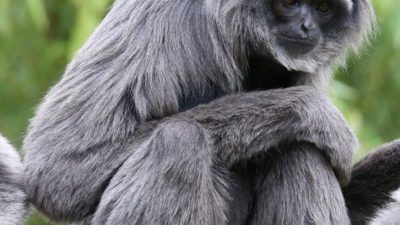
[300,16,317,39]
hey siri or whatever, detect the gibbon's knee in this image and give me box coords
[144,120,220,187]
[154,120,212,162]
[92,120,231,225]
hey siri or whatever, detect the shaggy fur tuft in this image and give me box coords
[0,134,27,225]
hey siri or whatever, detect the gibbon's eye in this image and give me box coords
[282,0,300,6]
[317,2,330,13]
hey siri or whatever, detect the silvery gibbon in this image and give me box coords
[18,0,400,224]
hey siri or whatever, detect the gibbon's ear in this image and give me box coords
[0,134,28,225]
[343,140,400,225]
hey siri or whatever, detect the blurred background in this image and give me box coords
[0,0,399,224]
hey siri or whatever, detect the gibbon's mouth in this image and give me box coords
[243,54,305,91]
[279,35,316,44]
[278,35,319,56]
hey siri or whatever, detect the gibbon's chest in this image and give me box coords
[179,83,226,112]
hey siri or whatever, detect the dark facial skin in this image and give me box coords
[272,0,336,56]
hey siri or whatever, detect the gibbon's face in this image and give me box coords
[271,0,341,56]
[210,0,373,74]
[264,0,363,72]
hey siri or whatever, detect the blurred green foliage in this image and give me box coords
[0,0,399,224]
[332,0,400,156]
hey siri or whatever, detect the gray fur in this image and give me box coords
[23,0,376,224]
[248,143,350,225]
[369,189,400,225]
[0,134,27,225]
[90,88,356,224]
[345,140,400,225]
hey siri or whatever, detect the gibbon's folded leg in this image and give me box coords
[91,86,356,225]
[24,86,356,223]
[0,135,28,225]
[344,140,400,225]
[92,121,231,225]
[246,143,350,225]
